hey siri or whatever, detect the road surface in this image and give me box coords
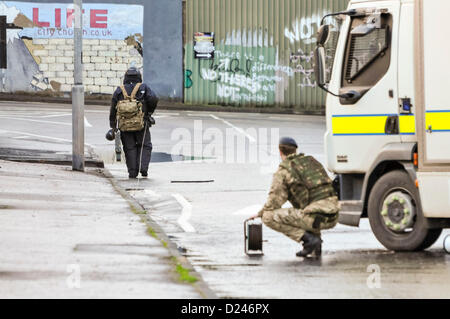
[0,101,449,298]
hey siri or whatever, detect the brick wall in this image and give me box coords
[29,38,143,95]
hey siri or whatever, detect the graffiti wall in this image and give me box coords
[0,1,143,94]
[184,0,349,112]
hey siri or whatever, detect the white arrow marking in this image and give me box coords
[172,193,196,233]
[84,117,92,128]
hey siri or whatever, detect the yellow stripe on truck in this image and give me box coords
[399,114,416,135]
[426,111,450,132]
[332,115,387,135]
[332,114,416,136]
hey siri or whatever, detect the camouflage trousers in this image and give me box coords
[261,196,340,243]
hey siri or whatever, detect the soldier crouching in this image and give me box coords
[249,137,340,257]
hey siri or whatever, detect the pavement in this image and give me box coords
[0,101,449,299]
[0,159,204,299]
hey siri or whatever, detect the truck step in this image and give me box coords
[338,200,363,227]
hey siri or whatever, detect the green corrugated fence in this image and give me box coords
[184,0,349,112]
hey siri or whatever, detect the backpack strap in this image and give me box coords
[130,83,142,100]
[120,85,130,100]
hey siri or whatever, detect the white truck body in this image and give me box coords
[318,0,450,250]
[414,0,450,218]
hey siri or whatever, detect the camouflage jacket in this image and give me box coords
[258,153,335,217]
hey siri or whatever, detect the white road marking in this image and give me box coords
[12,136,30,139]
[39,113,93,128]
[0,129,94,148]
[172,193,196,233]
[157,112,179,116]
[0,116,71,126]
[84,117,93,128]
[0,115,93,128]
[0,113,37,117]
[187,113,213,117]
[39,113,72,118]
[232,205,262,216]
[209,114,257,143]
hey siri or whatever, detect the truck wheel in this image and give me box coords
[368,170,442,251]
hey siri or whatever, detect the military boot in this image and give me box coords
[296,232,322,258]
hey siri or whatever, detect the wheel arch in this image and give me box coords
[361,143,417,217]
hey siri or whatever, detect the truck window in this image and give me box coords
[341,13,392,88]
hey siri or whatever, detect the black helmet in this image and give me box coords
[279,137,298,148]
[106,129,116,141]
[124,67,142,84]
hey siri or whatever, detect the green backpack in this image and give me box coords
[116,83,145,132]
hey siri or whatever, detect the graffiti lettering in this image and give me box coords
[289,48,333,88]
[290,49,316,88]
[200,57,252,78]
[185,69,193,89]
[284,11,339,45]
[189,46,286,104]
[217,84,267,103]
[285,14,321,44]
[217,84,240,100]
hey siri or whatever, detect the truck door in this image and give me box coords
[326,1,401,174]
[398,1,415,141]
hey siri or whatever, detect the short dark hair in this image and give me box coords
[279,144,297,156]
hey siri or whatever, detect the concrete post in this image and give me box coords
[72,0,84,171]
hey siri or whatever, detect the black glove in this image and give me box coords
[146,115,156,127]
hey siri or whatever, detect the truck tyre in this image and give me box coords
[368,170,442,251]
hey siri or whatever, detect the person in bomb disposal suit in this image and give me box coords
[109,67,158,179]
[249,137,340,257]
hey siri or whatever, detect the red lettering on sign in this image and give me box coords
[55,8,61,28]
[90,10,108,28]
[33,8,50,27]
[66,9,85,28]
[32,7,108,29]
[66,9,74,28]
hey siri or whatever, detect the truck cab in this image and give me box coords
[315,0,450,251]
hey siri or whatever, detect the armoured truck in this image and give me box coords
[314,0,450,250]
